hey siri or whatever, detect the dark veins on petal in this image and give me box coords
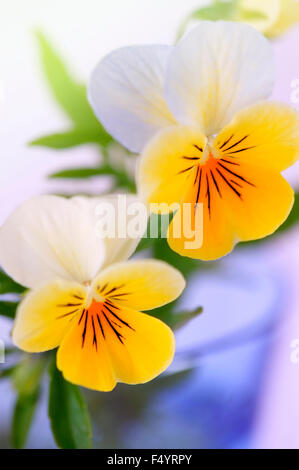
[55,285,135,350]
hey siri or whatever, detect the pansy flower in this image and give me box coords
[89,21,299,260]
[0,195,185,391]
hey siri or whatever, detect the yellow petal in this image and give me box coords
[167,162,236,260]
[92,260,185,311]
[57,300,175,392]
[217,161,294,241]
[168,153,294,259]
[138,125,207,211]
[12,280,87,353]
[267,0,299,37]
[214,102,299,172]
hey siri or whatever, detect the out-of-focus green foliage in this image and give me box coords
[275,191,299,235]
[153,237,201,278]
[48,358,92,449]
[136,213,171,253]
[187,0,237,21]
[151,297,203,330]
[49,164,136,192]
[170,306,203,330]
[177,0,267,39]
[0,366,16,379]
[0,270,25,295]
[29,33,137,193]
[11,356,45,449]
[0,270,24,318]
[31,129,109,149]
[30,32,111,150]
[12,393,40,449]
[0,301,18,319]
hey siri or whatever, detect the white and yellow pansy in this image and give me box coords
[0,195,185,391]
[89,20,299,261]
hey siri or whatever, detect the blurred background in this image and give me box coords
[0,0,299,449]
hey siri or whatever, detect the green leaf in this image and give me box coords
[35,31,95,129]
[11,357,45,449]
[30,129,111,149]
[170,306,203,330]
[34,31,111,148]
[153,367,194,389]
[0,301,18,319]
[153,237,200,278]
[177,0,269,40]
[48,359,92,449]
[50,164,136,192]
[137,213,201,280]
[151,299,203,329]
[12,357,44,395]
[191,1,236,21]
[0,366,16,380]
[177,0,237,38]
[136,213,171,252]
[49,166,113,179]
[12,390,40,449]
[276,192,299,235]
[0,347,19,356]
[0,270,25,295]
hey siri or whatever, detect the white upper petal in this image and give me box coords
[0,195,106,288]
[88,45,176,153]
[164,21,275,136]
[72,194,145,268]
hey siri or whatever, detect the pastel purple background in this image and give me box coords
[0,0,298,449]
